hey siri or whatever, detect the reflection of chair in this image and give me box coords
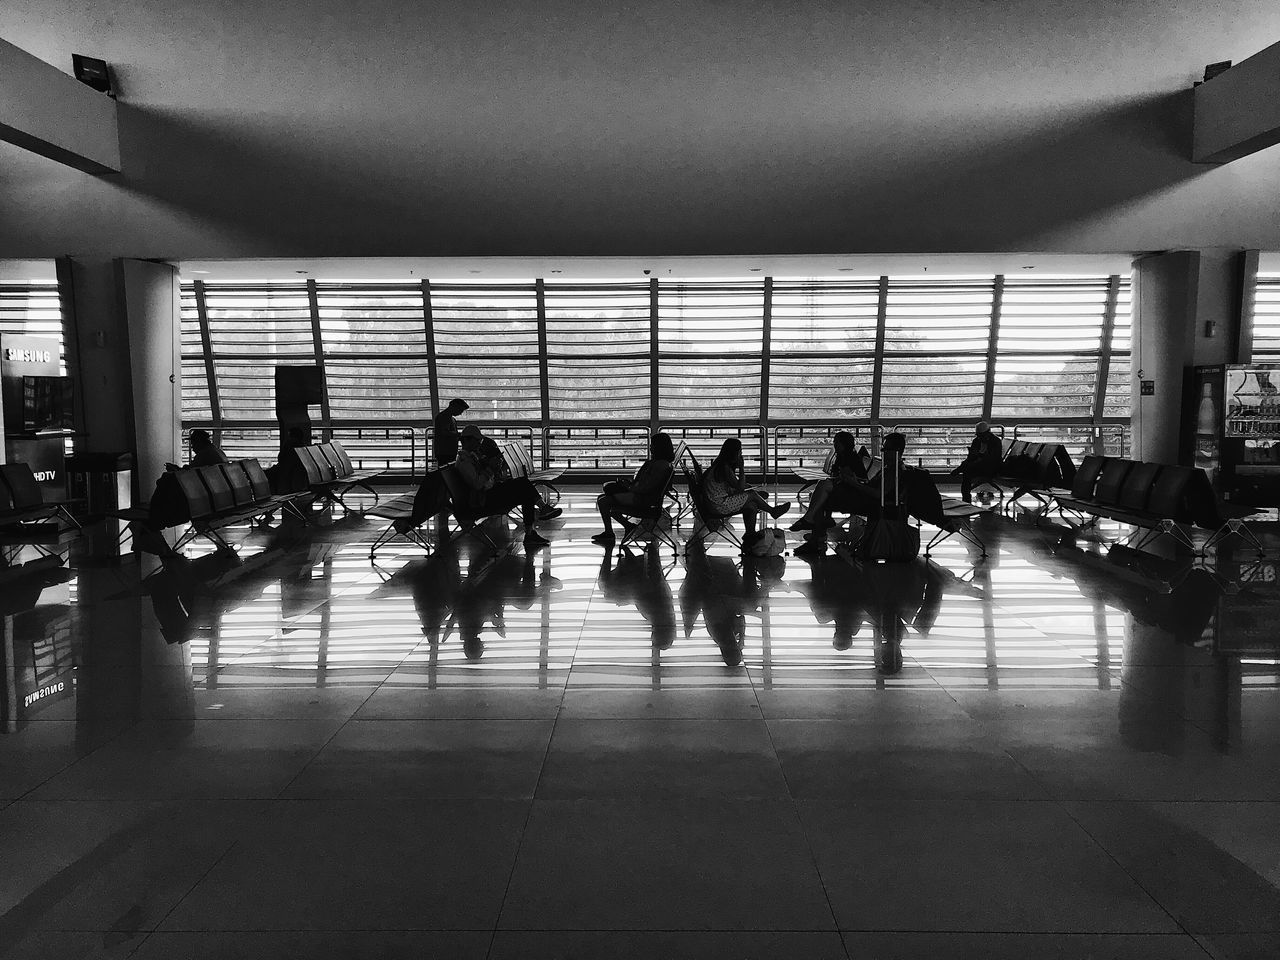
[438,464,504,554]
[619,463,679,554]
[684,454,744,551]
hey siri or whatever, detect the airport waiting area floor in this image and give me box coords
[2,486,1280,959]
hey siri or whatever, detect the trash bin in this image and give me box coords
[66,452,134,558]
[66,452,134,517]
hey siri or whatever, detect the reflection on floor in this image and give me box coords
[1,488,1279,959]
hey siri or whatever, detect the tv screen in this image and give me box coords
[22,376,74,432]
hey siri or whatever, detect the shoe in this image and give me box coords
[789,517,813,531]
[537,506,563,521]
[793,538,827,556]
[523,531,550,549]
[591,531,616,545]
[768,501,792,520]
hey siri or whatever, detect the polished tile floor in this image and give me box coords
[1,487,1279,959]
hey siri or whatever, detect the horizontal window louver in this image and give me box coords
[769,279,879,421]
[201,283,313,421]
[178,272,1133,472]
[0,282,64,372]
[179,286,211,421]
[317,284,430,421]
[658,282,763,420]
[991,278,1110,421]
[431,283,540,421]
[880,279,992,420]
[544,283,650,422]
[1104,281,1133,424]
[1254,273,1280,363]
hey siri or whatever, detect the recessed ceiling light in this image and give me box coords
[550,269,562,274]
[837,268,855,272]
[191,269,210,275]
[295,270,308,275]
[748,267,763,272]
[468,270,482,274]
[1022,265,1036,270]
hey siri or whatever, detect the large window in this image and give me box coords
[181,273,1131,471]
[0,281,64,370]
[1253,272,1280,363]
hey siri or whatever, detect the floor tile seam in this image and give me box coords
[1053,796,1197,938]
[489,729,559,955]
[12,720,140,803]
[270,711,367,798]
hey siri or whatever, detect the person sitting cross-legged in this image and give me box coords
[593,432,676,545]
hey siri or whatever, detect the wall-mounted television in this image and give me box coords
[22,376,74,432]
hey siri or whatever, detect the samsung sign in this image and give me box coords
[24,681,65,709]
[4,347,53,364]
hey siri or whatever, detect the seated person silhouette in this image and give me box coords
[452,425,560,548]
[165,429,228,471]
[593,432,676,545]
[701,438,791,539]
[948,421,1003,502]
[794,432,944,556]
[790,430,870,533]
[680,539,752,665]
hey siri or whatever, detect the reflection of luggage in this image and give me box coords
[857,458,920,562]
[744,527,786,557]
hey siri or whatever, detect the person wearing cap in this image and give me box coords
[433,398,470,466]
[949,421,1003,503]
[453,424,560,547]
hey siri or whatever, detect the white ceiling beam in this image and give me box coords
[1193,40,1280,164]
[0,39,119,174]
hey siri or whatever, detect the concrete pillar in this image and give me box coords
[1130,249,1252,463]
[58,256,181,503]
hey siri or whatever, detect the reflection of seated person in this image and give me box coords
[800,553,868,650]
[947,421,1002,502]
[408,543,463,643]
[165,429,228,471]
[794,432,944,555]
[598,544,677,648]
[680,540,751,665]
[790,431,870,533]
[701,438,791,538]
[452,425,560,547]
[454,550,561,659]
[593,432,676,545]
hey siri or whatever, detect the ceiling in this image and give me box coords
[3,1,1280,259]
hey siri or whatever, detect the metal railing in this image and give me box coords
[191,417,1131,482]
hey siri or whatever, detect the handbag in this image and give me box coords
[857,458,920,562]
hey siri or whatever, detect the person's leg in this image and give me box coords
[792,479,833,529]
[743,504,759,536]
[960,468,973,503]
[595,493,616,539]
[743,489,791,520]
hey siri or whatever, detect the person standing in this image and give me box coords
[433,398,469,466]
